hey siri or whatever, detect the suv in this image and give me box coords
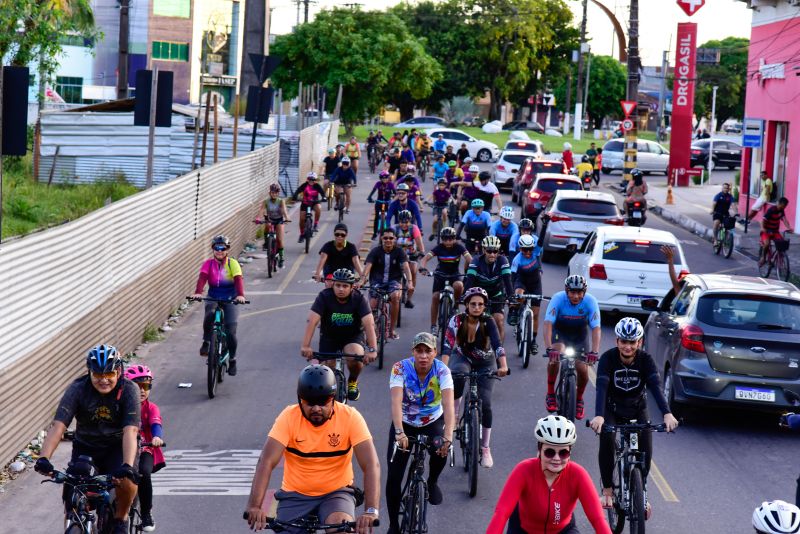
[601,139,670,174]
[511,158,567,205]
[522,173,582,220]
[503,140,545,158]
[539,190,624,253]
[493,150,532,190]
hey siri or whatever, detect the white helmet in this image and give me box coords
[518,234,536,249]
[500,206,515,220]
[469,164,480,174]
[753,500,800,534]
[615,317,644,341]
[563,142,572,151]
[535,415,577,446]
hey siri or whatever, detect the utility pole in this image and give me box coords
[564,51,576,134]
[657,50,668,143]
[706,85,718,185]
[573,0,589,140]
[116,0,130,100]
[622,0,640,186]
[582,52,592,123]
[303,0,317,23]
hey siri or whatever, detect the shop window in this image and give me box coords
[772,122,788,201]
[152,41,189,62]
[55,76,83,104]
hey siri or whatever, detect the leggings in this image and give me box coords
[450,353,496,428]
[203,301,239,358]
[139,452,154,514]
[598,408,652,489]
[507,506,579,534]
[373,202,390,235]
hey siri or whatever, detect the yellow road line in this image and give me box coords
[277,222,329,293]
[240,300,314,319]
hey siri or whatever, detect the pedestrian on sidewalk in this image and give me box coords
[746,171,774,222]
[561,142,574,171]
[585,142,598,168]
[711,183,734,246]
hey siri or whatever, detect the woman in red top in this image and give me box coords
[487,416,611,534]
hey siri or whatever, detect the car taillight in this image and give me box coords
[529,191,540,199]
[497,164,506,171]
[604,218,625,226]
[691,149,701,155]
[680,324,705,353]
[589,264,607,280]
[548,212,572,222]
[678,269,690,280]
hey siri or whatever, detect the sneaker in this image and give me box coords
[532,342,538,355]
[545,393,558,413]
[576,399,585,420]
[480,447,493,468]
[297,235,304,243]
[228,359,237,376]
[199,341,210,357]
[112,520,129,534]
[141,513,156,532]
[389,332,400,340]
[279,256,285,269]
[345,208,350,214]
[313,223,319,232]
[428,481,443,505]
[428,234,435,242]
[347,381,360,401]
[404,300,415,309]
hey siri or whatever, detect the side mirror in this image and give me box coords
[468,137,476,142]
[641,298,659,312]
[566,243,578,253]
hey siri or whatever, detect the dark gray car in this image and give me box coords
[642,274,800,415]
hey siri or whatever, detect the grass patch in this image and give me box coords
[2,155,139,240]
[142,323,163,343]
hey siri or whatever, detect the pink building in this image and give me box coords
[738,0,800,227]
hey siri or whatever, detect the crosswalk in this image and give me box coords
[153,449,265,496]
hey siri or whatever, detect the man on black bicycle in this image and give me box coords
[394,210,425,310]
[387,184,423,228]
[245,366,380,533]
[759,196,793,266]
[419,226,471,335]
[332,157,357,214]
[367,171,396,239]
[589,317,678,518]
[543,275,601,419]
[320,148,340,190]
[36,345,141,534]
[456,199,492,255]
[710,182,734,247]
[362,228,414,341]
[464,235,513,341]
[507,235,543,352]
[313,223,365,288]
[301,269,377,401]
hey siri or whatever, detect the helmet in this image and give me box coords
[398,210,412,222]
[334,222,348,234]
[563,142,572,150]
[448,160,457,167]
[397,183,410,192]
[124,364,153,382]
[403,173,416,181]
[462,286,489,304]
[440,226,457,239]
[535,415,577,446]
[482,235,501,250]
[581,155,590,163]
[564,274,587,291]
[630,168,643,180]
[469,165,480,174]
[211,235,230,249]
[341,156,351,164]
[519,218,534,231]
[615,317,644,341]
[86,344,123,374]
[753,500,800,534]
[407,164,416,172]
[297,365,337,403]
[379,170,390,179]
[331,268,357,284]
[327,148,335,154]
[464,157,473,163]
[518,234,536,249]
[269,183,280,193]
[499,206,515,220]
[470,199,484,208]
[306,171,318,180]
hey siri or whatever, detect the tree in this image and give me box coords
[269,8,442,135]
[694,37,749,129]
[583,55,626,128]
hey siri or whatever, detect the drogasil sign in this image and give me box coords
[668,23,698,187]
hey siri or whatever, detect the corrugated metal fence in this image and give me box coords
[0,142,280,464]
[298,121,339,183]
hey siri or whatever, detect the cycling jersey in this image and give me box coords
[401,148,415,163]
[445,167,464,184]
[460,210,492,239]
[322,156,340,177]
[197,257,244,300]
[265,198,284,221]
[595,348,670,418]
[712,192,733,215]
[442,313,506,361]
[366,245,408,284]
[416,138,432,151]
[456,148,470,162]
[387,199,423,228]
[433,139,447,153]
[368,181,395,203]
[762,205,785,233]
[544,290,601,332]
[389,357,453,426]
[490,220,520,254]
[332,167,356,186]
[431,189,451,207]
[394,224,422,255]
[293,182,326,206]
[443,151,457,164]
[345,143,360,158]
[432,161,449,180]
[140,399,165,469]
[465,255,512,298]
[487,458,611,534]
[429,242,468,275]
[511,244,543,287]
[386,155,405,174]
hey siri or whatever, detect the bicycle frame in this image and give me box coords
[392,434,438,534]
[45,469,116,534]
[312,352,365,404]
[556,347,585,422]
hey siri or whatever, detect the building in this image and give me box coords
[737,0,800,227]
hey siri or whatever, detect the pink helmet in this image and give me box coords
[124,364,153,382]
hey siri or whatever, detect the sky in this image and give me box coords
[269,0,753,66]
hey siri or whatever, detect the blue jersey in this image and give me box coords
[510,244,543,275]
[460,210,492,238]
[432,161,449,180]
[545,291,601,331]
[490,220,520,253]
[433,139,447,153]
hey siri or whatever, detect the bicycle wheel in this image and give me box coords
[467,405,480,497]
[216,337,226,384]
[758,247,773,278]
[559,372,577,422]
[128,497,142,534]
[397,279,407,328]
[521,309,533,369]
[411,480,427,534]
[266,235,275,278]
[459,406,469,472]
[723,230,734,258]
[628,467,646,534]
[376,312,386,370]
[327,187,333,211]
[207,333,219,399]
[64,524,84,534]
[304,221,312,254]
[335,369,347,404]
[608,460,625,534]
[777,252,791,282]
[713,229,722,255]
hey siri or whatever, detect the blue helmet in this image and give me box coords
[615,317,644,341]
[86,344,123,373]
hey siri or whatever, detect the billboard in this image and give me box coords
[668,22,698,187]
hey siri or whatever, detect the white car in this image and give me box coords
[567,226,689,313]
[503,139,545,158]
[427,127,501,162]
[601,139,670,174]
[493,150,532,189]
[394,116,446,129]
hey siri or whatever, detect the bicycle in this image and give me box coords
[369,199,392,238]
[326,181,335,211]
[301,201,321,254]
[243,513,378,533]
[758,231,791,281]
[391,434,445,534]
[44,463,118,534]
[188,297,249,399]
[417,153,430,182]
[712,214,736,259]
[451,369,504,497]
[127,441,166,533]
[555,346,585,422]
[335,186,348,223]
[419,270,460,353]
[368,144,385,175]
[425,202,448,244]
[254,219,287,278]
[587,420,673,534]
[514,294,547,369]
[364,285,394,370]
[311,351,366,404]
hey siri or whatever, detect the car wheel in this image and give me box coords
[477,149,492,162]
[602,167,611,175]
[663,367,685,419]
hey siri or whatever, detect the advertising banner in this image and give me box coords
[668,22,698,186]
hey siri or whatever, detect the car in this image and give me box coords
[426,127,500,162]
[503,139,545,158]
[723,122,743,134]
[566,226,689,313]
[522,173,582,220]
[492,150,532,189]
[511,158,567,205]
[394,116,447,129]
[641,274,800,415]
[690,139,742,169]
[539,190,624,254]
[502,120,545,133]
[601,139,670,174]
[462,116,486,127]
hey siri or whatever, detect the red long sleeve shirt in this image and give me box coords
[486,458,611,534]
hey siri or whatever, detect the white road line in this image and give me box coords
[240,300,314,319]
[276,222,330,293]
[153,449,262,496]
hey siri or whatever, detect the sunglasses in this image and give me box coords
[543,447,571,459]
[136,382,152,391]
[520,248,533,253]
[467,301,485,308]
[334,233,347,238]
[484,249,499,254]
[304,396,333,407]
[213,245,228,251]
[91,371,117,381]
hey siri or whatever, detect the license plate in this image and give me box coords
[627,295,649,304]
[632,211,642,217]
[734,387,775,402]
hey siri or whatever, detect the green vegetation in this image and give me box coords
[142,323,163,343]
[694,37,749,127]
[554,55,627,129]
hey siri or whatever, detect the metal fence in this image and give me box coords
[0,142,280,464]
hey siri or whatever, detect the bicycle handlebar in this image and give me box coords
[187,297,250,304]
[451,369,507,379]
[140,441,166,448]
[585,420,672,433]
[242,513,379,530]
[43,470,114,488]
[311,351,365,362]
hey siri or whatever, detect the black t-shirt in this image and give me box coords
[456,148,470,161]
[386,156,404,174]
[594,348,671,418]
[311,288,372,341]
[323,156,340,176]
[366,246,408,284]
[443,152,457,164]
[55,375,141,449]
[430,242,468,275]
[319,240,359,275]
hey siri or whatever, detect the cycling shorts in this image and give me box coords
[760,231,782,243]
[550,328,589,354]
[488,296,506,316]
[275,487,356,532]
[712,212,729,222]
[433,273,463,293]
[369,281,402,298]
[319,335,363,354]
[267,217,285,226]
[514,271,542,294]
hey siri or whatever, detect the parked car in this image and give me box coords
[641,274,800,415]
[503,140,545,158]
[567,226,689,313]
[511,158,567,205]
[502,120,545,133]
[690,139,742,169]
[462,116,486,127]
[601,139,670,174]
[539,191,624,254]
[723,122,743,134]
[426,127,500,162]
[394,116,446,129]
[522,173,582,220]
[493,150,532,190]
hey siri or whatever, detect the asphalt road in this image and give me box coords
[2,162,797,534]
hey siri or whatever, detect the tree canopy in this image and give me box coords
[553,55,626,129]
[694,36,749,128]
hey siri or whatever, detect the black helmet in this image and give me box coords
[211,235,230,249]
[297,365,336,403]
[630,168,643,180]
[331,268,357,284]
[519,218,534,231]
[398,210,412,222]
[440,226,457,239]
[581,155,590,163]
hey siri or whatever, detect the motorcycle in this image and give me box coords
[581,171,593,190]
[626,199,647,227]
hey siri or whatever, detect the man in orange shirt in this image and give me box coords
[245,366,381,533]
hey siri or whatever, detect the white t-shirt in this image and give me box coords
[474,180,500,195]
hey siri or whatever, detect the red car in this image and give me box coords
[511,158,568,206]
[522,173,583,220]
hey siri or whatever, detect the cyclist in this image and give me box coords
[490,206,520,258]
[365,131,381,168]
[432,153,449,183]
[245,365,380,533]
[487,416,611,534]
[314,223,365,286]
[425,178,452,241]
[367,171,396,239]
[415,132,432,167]
[401,173,423,206]
[474,170,503,213]
[419,226,471,334]
[292,171,326,240]
[518,218,535,237]
[385,148,405,175]
[575,155,593,181]
[192,235,246,375]
[464,235,513,341]
[457,199,492,254]
[124,365,165,532]
[345,136,361,175]
[320,148,340,189]
[332,157,357,214]
[391,159,410,182]
[387,183,423,228]
[442,287,509,468]
[542,275,601,418]
[444,159,464,184]
[400,143,415,164]
[433,133,447,154]
[507,235,543,350]
[711,182,734,247]
[257,183,290,268]
[389,131,403,150]
[589,317,679,517]
[375,130,388,145]
[456,144,470,164]
[759,196,793,266]
[394,210,425,309]
[753,500,800,534]
[301,269,377,401]
[443,145,457,164]
[35,345,141,534]
[362,227,414,340]
[386,333,455,533]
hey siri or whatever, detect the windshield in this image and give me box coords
[697,295,800,332]
[507,142,540,152]
[531,162,563,174]
[602,241,683,264]
[557,199,618,216]
[502,154,529,165]
[536,179,582,193]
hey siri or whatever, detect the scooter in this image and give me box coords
[581,171,593,190]
[626,199,647,227]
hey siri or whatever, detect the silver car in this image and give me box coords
[601,139,670,174]
[493,150,532,189]
[539,190,624,253]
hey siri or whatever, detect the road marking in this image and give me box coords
[247,290,321,296]
[713,264,751,274]
[154,449,260,496]
[277,222,329,293]
[240,300,314,319]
